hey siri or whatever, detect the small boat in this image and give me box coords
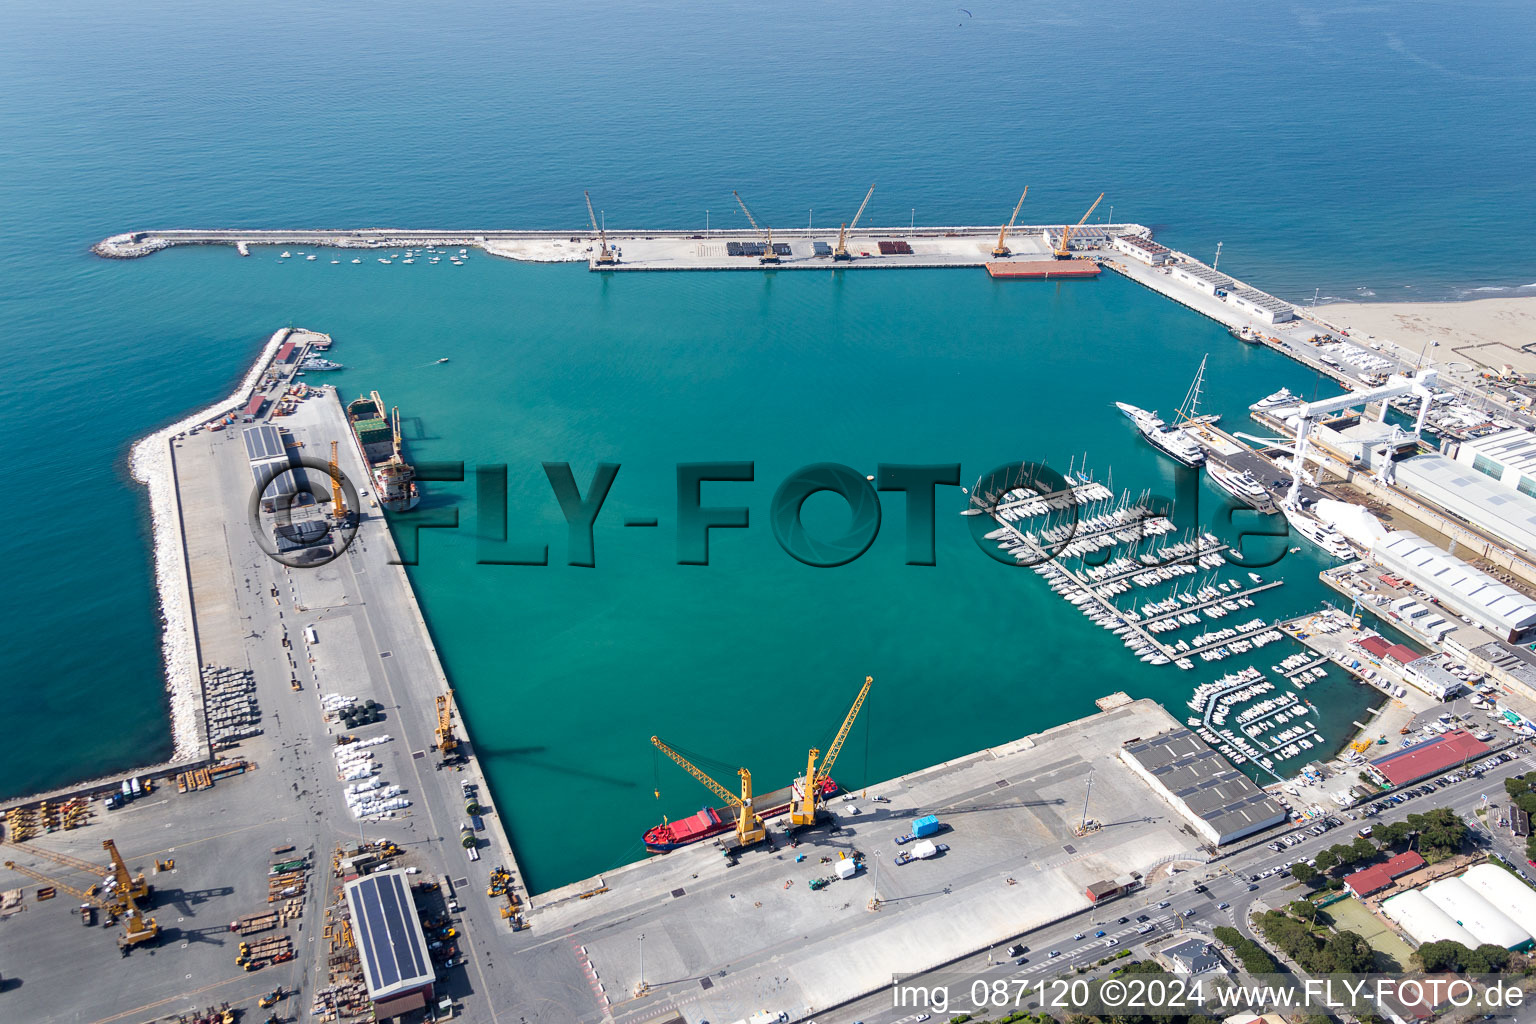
[306,254,317,261]
[436,358,450,364]
[330,259,340,264]
[352,258,362,264]
[279,251,291,258]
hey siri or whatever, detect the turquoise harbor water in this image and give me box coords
[3,1,1536,888]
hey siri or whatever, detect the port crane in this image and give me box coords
[651,736,766,848]
[791,675,872,827]
[0,838,152,910]
[992,187,1029,258]
[433,692,460,757]
[328,441,347,519]
[4,859,160,951]
[833,183,877,261]
[583,190,617,266]
[731,190,780,264]
[1052,192,1104,259]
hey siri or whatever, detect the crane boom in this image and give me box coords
[6,860,102,905]
[434,693,459,755]
[5,859,160,947]
[651,736,765,847]
[815,674,872,785]
[791,675,872,826]
[1,838,150,906]
[834,183,877,260]
[583,190,616,265]
[993,187,1029,257]
[732,191,780,264]
[1054,192,1104,258]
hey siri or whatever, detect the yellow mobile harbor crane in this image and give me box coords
[992,187,1029,257]
[4,859,159,952]
[791,675,872,827]
[0,838,152,911]
[833,183,877,261]
[651,736,766,849]
[732,190,780,264]
[329,441,347,519]
[583,190,617,266]
[433,692,460,758]
[1052,192,1104,259]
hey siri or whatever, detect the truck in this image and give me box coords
[894,840,948,865]
[894,814,944,845]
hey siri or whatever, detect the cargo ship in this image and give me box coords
[644,777,839,853]
[346,391,420,512]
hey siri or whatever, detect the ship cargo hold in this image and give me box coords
[346,391,420,512]
[985,260,1101,279]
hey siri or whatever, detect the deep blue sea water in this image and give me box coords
[3,1,1534,888]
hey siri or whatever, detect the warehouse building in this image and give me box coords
[1367,730,1489,787]
[1119,729,1287,845]
[1112,234,1171,266]
[1042,224,1113,252]
[1393,453,1536,557]
[1227,287,1295,325]
[344,869,436,1017]
[1371,531,1536,642]
[1449,427,1536,497]
[1170,262,1233,296]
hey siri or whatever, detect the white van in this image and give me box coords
[303,625,318,644]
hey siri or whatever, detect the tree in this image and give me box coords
[1418,807,1468,860]
[1376,821,1410,846]
[1351,836,1377,861]
[1466,943,1512,973]
[1415,939,1472,972]
[1328,843,1359,867]
[1288,899,1318,923]
[1314,849,1339,872]
[1290,862,1319,885]
[1321,931,1376,973]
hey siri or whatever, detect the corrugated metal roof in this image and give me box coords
[242,424,286,462]
[1230,287,1292,314]
[1395,453,1536,557]
[1172,263,1233,287]
[1121,729,1286,841]
[344,870,434,1001]
[1369,730,1489,786]
[1373,529,1536,632]
[1462,427,1536,476]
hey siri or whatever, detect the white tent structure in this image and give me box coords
[1380,890,1481,948]
[1463,864,1536,944]
[1423,876,1532,949]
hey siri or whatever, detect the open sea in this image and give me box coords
[3,0,1534,890]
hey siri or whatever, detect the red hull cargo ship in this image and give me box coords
[644,778,840,853]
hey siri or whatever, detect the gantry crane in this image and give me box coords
[651,736,766,848]
[731,191,780,264]
[992,187,1029,257]
[4,859,159,951]
[1052,192,1104,259]
[433,692,459,757]
[833,183,877,261]
[790,675,872,827]
[583,190,617,266]
[328,440,347,519]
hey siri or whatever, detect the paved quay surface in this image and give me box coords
[0,357,528,1023]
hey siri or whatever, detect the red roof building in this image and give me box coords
[241,394,266,419]
[275,341,296,363]
[1368,731,1489,787]
[1344,851,1426,897]
[1358,635,1392,659]
[1385,644,1419,664]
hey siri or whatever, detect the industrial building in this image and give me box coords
[1226,287,1294,325]
[1366,730,1489,788]
[1385,874,1535,951]
[1449,427,1536,497]
[243,424,299,513]
[1467,640,1536,703]
[1169,262,1233,296]
[1112,234,1171,266]
[1393,453,1536,556]
[1371,531,1536,642]
[1042,224,1113,252]
[343,869,436,1018]
[1119,729,1287,845]
[1344,851,1425,898]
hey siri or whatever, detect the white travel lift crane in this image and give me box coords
[583,190,617,266]
[833,183,877,261]
[992,186,1028,258]
[732,190,780,264]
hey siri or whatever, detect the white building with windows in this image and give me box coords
[1451,428,1536,498]
[1170,262,1233,296]
[1227,287,1294,325]
[1371,530,1536,642]
[1113,234,1171,266]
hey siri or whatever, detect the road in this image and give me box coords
[829,742,1534,1024]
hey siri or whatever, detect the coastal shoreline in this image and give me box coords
[1310,294,1536,377]
[132,327,292,763]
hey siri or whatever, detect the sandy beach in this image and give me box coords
[1316,294,1536,375]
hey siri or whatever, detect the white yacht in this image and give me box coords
[1115,402,1206,467]
[1250,387,1299,411]
[1281,504,1357,560]
[1207,463,1275,509]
